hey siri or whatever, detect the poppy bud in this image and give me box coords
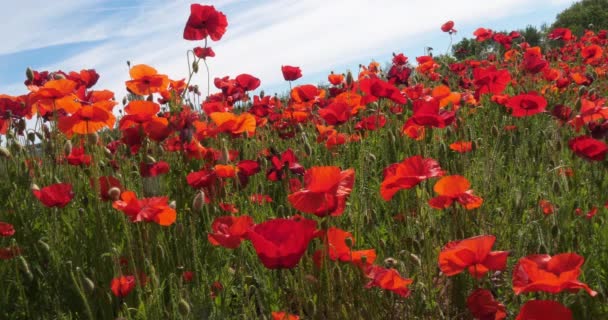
[410,253,422,267]
[42,124,51,139]
[126,60,131,67]
[52,72,66,80]
[31,183,40,192]
[304,141,313,156]
[38,239,51,253]
[192,191,205,211]
[169,200,176,209]
[16,254,33,281]
[26,67,34,82]
[145,155,156,164]
[108,187,121,201]
[384,257,398,268]
[0,147,11,159]
[157,243,165,259]
[346,71,353,87]
[64,140,73,156]
[491,125,499,137]
[259,90,265,98]
[192,61,199,74]
[178,299,191,316]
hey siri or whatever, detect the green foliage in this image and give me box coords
[553,0,608,35]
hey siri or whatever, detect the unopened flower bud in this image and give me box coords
[108,187,121,201]
[64,140,73,156]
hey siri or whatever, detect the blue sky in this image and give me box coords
[0,0,577,99]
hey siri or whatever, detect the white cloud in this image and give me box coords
[4,0,577,97]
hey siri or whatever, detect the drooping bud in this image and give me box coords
[64,140,73,156]
[192,191,205,211]
[178,299,191,316]
[108,187,121,201]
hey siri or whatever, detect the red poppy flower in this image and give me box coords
[429,175,483,210]
[355,114,386,131]
[247,217,317,269]
[359,78,406,104]
[315,227,376,268]
[522,47,548,73]
[441,21,456,33]
[65,146,92,166]
[30,79,81,116]
[515,300,572,320]
[506,92,547,117]
[0,247,21,260]
[193,46,215,59]
[182,271,194,283]
[568,136,607,161]
[140,161,170,177]
[208,215,254,249]
[125,64,169,96]
[210,112,256,137]
[581,44,603,65]
[365,265,413,298]
[473,66,511,98]
[0,222,15,237]
[512,253,597,296]
[380,155,444,201]
[318,101,352,125]
[474,28,493,41]
[58,103,116,136]
[110,275,136,298]
[266,148,305,182]
[112,191,176,226]
[328,73,344,86]
[539,200,555,216]
[90,176,123,201]
[271,311,299,320]
[32,183,74,208]
[548,28,573,41]
[183,4,228,41]
[466,289,507,320]
[235,74,261,91]
[439,235,508,279]
[288,166,355,217]
[281,65,302,81]
[450,141,473,153]
[406,98,455,128]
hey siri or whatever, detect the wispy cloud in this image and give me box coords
[2,0,576,97]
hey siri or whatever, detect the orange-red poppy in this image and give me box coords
[512,253,597,296]
[439,235,508,279]
[208,215,254,249]
[429,175,483,210]
[125,64,169,96]
[112,191,176,226]
[209,112,256,137]
[288,166,355,217]
[380,155,444,201]
[365,265,413,298]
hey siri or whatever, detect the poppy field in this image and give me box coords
[2,3,608,320]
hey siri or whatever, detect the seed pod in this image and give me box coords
[192,61,199,73]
